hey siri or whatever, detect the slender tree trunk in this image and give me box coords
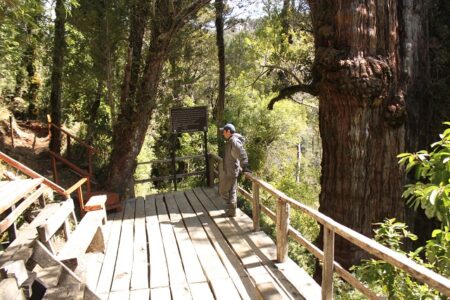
[215,0,225,151]
[107,1,210,195]
[307,0,430,270]
[86,80,103,144]
[49,0,66,154]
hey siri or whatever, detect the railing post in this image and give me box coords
[51,156,58,184]
[9,116,14,149]
[87,148,93,179]
[77,186,85,217]
[67,135,71,160]
[207,154,215,187]
[252,181,260,231]
[322,227,335,300]
[276,197,290,262]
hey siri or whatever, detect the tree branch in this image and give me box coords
[262,64,303,84]
[267,83,318,110]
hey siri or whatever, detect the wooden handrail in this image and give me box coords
[0,151,66,195]
[209,154,450,298]
[49,150,90,177]
[64,177,87,196]
[47,122,98,153]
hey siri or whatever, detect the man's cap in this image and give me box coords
[220,123,236,132]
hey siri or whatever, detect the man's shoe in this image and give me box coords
[222,203,236,217]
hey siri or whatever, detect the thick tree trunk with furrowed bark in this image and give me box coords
[307,0,430,269]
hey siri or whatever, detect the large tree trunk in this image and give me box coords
[106,1,210,196]
[215,0,225,150]
[308,0,430,269]
[49,0,66,154]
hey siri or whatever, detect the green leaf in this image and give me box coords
[429,188,439,205]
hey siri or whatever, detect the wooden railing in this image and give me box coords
[0,151,90,215]
[208,153,450,299]
[135,154,207,184]
[47,115,98,182]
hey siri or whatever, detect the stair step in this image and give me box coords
[43,283,85,300]
[89,191,122,212]
[34,264,63,288]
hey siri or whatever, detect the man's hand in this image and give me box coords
[242,164,252,173]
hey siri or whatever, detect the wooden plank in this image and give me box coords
[130,197,149,290]
[276,198,289,263]
[129,288,150,299]
[0,185,48,234]
[95,209,125,294]
[172,191,230,281]
[84,252,106,292]
[199,187,287,299]
[0,178,43,214]
[170,283,192,300]
[0,202,63,267]
[83,210,112,291]
[110,199,135,292]
[203,187,320,300]
[37,199,74,243]
[85,195,107,212]
[189,282,214,300]
[156,194,189,288]
[150,286,171,300]
[144,195,169,289]
[252,182,261,231]
[322,227,335,300]
[210,278,242,300]
[33,264,63,288]
[252,231,321,300]
[43,284,85,300]
[0,151,66,195]
[108,290,129,300]
[0,278,25,300]
[187,189,257,300]
[57,210,105,263]
[164,193,206,284]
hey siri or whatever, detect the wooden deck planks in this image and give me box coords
[95,208,125,294]
[156,194,190,292]
[110,199,136,292]
[188,282,214,300]
[90,188,320,299]
[150,286,171,299]
[164,193,206,284]
[186,189,257,300]
[172,191,230,282]
[130,197,149,291]
[129,288,150,299]
[198,187,290,299]
[144,195,169,289]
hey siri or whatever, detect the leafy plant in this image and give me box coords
[351,219,442,299]
[398,122,450,227]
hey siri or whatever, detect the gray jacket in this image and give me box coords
[222,133,248,178]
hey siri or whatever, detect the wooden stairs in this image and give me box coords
[0,169,106,299]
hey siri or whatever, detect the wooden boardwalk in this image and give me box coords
[86,187,320,300]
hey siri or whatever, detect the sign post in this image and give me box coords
[170,106,208,190]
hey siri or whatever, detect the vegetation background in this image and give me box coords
[1,0,449,298]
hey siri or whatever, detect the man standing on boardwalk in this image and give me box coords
[219,123,250,217]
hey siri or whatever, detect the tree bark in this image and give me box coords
[307,0,430,269]
[106,0,210,196]
[49,0,66,155]
[215,0,225,150]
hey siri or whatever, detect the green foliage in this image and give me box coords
[351,219,443,299]
[398,123,450,227]
[425,226,450,278]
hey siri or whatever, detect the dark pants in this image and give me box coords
[220,176,237,205]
